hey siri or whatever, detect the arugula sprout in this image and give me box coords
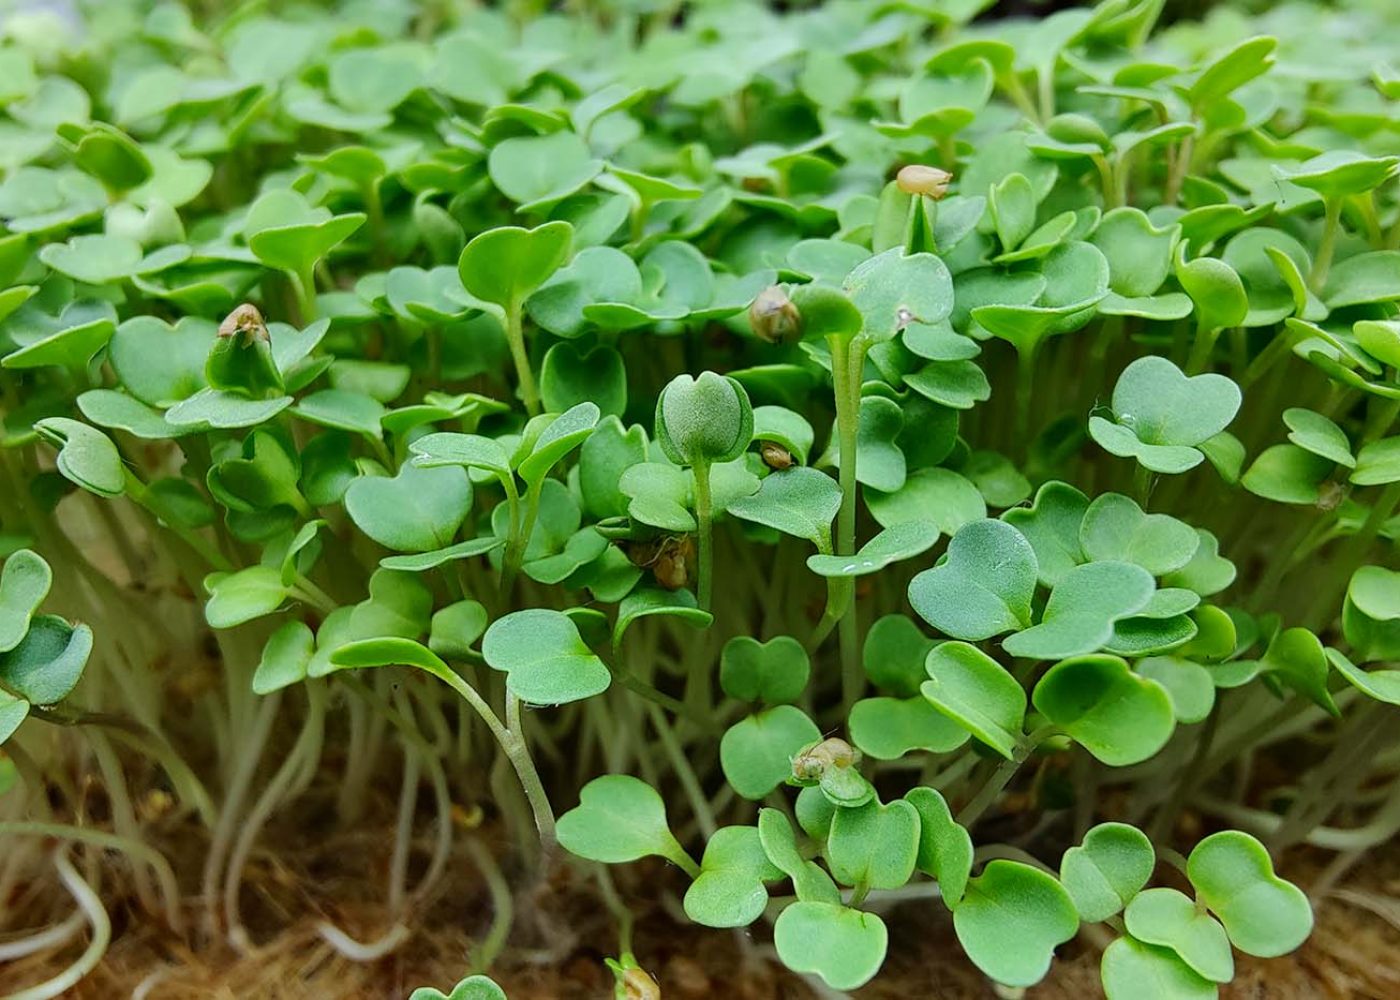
[15,0,1400,995]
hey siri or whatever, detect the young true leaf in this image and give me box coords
[954,861,1080,988]
[848,696,968,760]
[1002,561,1155,660]
[1124,889,1235,984]
[480,609,610,705]
[1187,831,1313,958]
[1089,357,1242,474]
[721,705,821,800]
[0,550,52,654]
[1100,936,1218,1000]
[1060,823,1155,922]
[1032,655,1175,765]
[720,636,809,704]
[908,519,1037,640]
[826,797,920,890]
[772,902,888,991]
[905,787,973,908]
[557,774,694,871]
[683,826,783,928]
[921,642,1026,759]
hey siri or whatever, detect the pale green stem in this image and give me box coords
[504,302,541,417]
[502,478,540,594]
[957,725,1059,827]
[692,458,714,611]
[1308,197,1343,293]
[829,335,867,709]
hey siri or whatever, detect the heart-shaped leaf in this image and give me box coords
[842,248,954,342]
[1060,822,1156,922]
[0,615,92,705]
[683,825,783,928]
[867,468,985,534]
[252,621,315,695]
[557,773,693,869]
[908,519,1037,640]
[1100,935,1219,1000]
[488,131,602,212]
[720,635,809,704]
[480,609,610,705]
[1187,830,1312,958]
[1002,480,1089,587]
[1089,357,1242,474]
[458,221,573,311]
[1344,565,1400,663]
[1079,493,1201,577]
[727,467,840,546]
[863,614,935,697]
[827,797,920,890]
[773,902,888,991]
[1003,561,1155,660]
[1125,888,1234,983]
[204,566,289,629]
[757,807,841,904]
[1033,655,1175,765]
[720,705,821,800]
[954,861,1080,988]
[34,418,125,498]
[408,975,506,1000]
[921,641,1026,759]
[848,696,968,760]
[518,402,601,485]
[345,462,472,553]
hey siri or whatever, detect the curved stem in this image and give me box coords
[1308,197,1343,293]
[504,302,541,417]
[466,836,514,972]
[0,825,183,936]
[4,852,112,1000]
